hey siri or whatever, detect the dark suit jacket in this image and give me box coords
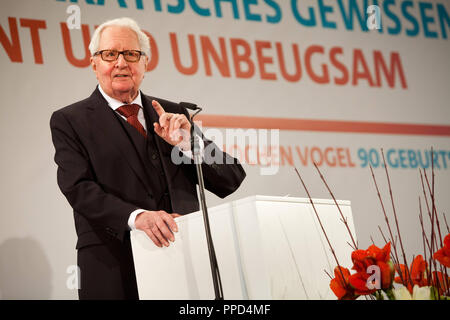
[50,87,246,251]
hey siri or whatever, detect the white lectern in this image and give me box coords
[131,195,356,300]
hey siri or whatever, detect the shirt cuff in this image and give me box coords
[179,137,204,159]
[128,209,145,230]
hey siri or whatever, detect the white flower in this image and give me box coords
[412,285,432,300]
[393,285,432,300]
[393,286,412,300]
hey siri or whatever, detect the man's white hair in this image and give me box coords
[88,17,150,58]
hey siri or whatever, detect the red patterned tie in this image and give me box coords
[116,104,147,138]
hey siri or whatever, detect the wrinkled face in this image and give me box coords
[90,26,148,102]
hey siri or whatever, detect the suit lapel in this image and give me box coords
[142,94,180,163]
[141,94,158,128]
[142,94,169,156]
[87,88,153,195]
[142,94,181,188]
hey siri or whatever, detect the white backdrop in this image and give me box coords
[0,0,449,299]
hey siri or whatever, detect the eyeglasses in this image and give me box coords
[93,50,146,62]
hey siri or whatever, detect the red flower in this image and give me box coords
[330,266,357,300]
[368,242,391,263]
[433,233,450,268]
[394,255,429,293]
[348,272,377,296]
[351,249,370,273]
[378,260,395,289]
[410,255,429,286]
[351,242,391,273]
[350,242,394,291]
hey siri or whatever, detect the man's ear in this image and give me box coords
[142,56,149,76]
[90,56,96,72]
[90,57,100,81]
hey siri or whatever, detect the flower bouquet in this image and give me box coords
[295,148,449,300]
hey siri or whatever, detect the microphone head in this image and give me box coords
[179,101,199,110]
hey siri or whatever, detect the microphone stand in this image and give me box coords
[183,103,224,300]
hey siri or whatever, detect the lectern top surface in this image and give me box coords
[235,195,351,206]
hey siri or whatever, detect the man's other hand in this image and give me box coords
[135,210,181,247]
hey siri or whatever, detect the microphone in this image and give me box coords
[178,100,224,299]
[180,101,201,111]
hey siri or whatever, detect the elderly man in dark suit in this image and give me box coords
[50,17,246,300]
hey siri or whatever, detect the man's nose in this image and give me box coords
[115,53,128,67]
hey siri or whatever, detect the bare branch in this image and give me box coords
[380,148,413,288]
[294,167,347,288]
[313,162,358,250]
